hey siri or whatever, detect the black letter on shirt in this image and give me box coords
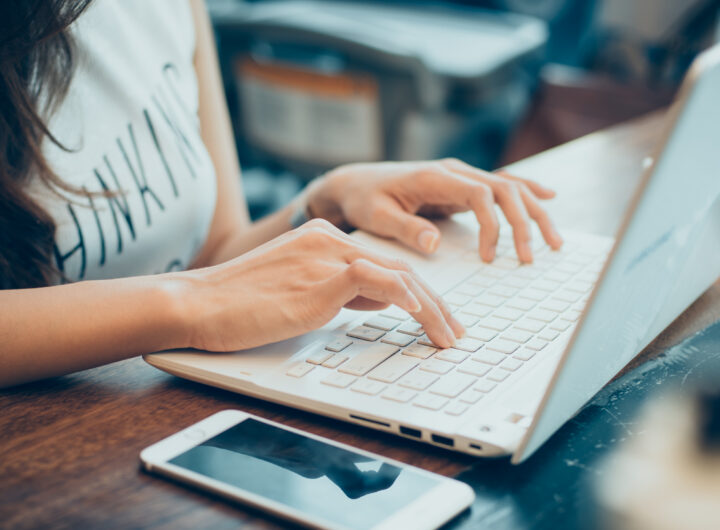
[118,123,165,227]
[53,203,86,280]
[94,158,136,254]
[152,92,200,179]
[144,108,179,197]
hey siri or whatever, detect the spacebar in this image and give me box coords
[338,344,399,376]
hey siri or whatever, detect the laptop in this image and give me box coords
[145,44,720,463]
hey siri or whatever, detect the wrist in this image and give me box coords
[150,273,198,351]
[303,170,350,229]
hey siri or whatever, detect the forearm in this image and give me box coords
[0,275,187,388]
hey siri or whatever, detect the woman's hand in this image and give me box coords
[177,219,464,352]
[306,158,564,264]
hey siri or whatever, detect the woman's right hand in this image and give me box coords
[175,219,465,352]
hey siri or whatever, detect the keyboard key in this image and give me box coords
[403,343,437,359]
[397,321,424,336]
[338,343,399,376]
[553,289,582,303]
[364,316,399,331]
[445,402,469,416]
[325,338,353,353]
[515,318,545,333]
[500,358,523,372]
[472,350,505,365]
[381,331,415,347]
[445,292,472,306]
[564,309,582,321]
[466,326,497,342]
[475,294,506,308]
[501,328,533,344]
[322,372,356,388]
[544,270,572,283]
[459,388,484,404]
[351,379,386,395]
[477,267,506,279]
[457,360,491,377]
[493,257,520,269]
[527,308,557,323]
[347,326,385,342]
[322,354,348,369]
[399,370,438,391]
[455,313,480,328]
[306,350,333,365]
[435,349,469,363]
[454,283,485,297]
[554,262,583,274]
[539,299,570,313]
[367,354,418,383]
[383,387,417,403]
[452,338,483,353]
[513,348,536,361]
[286,362,314,378]
[505,297,535,311]
[538,329,560,342]
[429,373,476,398]
[567,280,593,293]
[487,339,519,354]
[487,369,510,382]
[474,380,497,393]
[550,319,573,332]
[488,285,517,298]
[413,394,449,411]
[519,288,547,302]
[502,276,531,289]
[533,278,561,292]
[419,359,454,374]
[478,317,511,331]
[525,338,548,351]
[467,275,494,287]
[417,335,438,347]
[461,303,493,318]
[493,307,524,321]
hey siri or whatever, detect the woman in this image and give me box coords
[0,0,562,388]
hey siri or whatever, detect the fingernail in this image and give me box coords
[418,230,439,253]
[451,317,466,338]
[521,242,533,263]
[406,292,422,313]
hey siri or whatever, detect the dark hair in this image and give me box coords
[0,0,92,289]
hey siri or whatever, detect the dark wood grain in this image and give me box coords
[2,112,718,529]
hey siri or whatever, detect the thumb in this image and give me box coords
[380,208,441,254]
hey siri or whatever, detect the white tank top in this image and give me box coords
[32,0,218,282]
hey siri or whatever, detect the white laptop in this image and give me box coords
[145,44,720,463]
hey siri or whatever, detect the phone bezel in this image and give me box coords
[140,410,474,530]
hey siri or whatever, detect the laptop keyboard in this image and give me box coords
[286,234,610,418]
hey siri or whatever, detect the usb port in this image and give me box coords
[399,426,422,438]
[431,434,454,447]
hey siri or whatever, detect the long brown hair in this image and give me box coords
[0,0,93,289]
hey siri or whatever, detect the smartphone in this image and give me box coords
[140,410,474,530]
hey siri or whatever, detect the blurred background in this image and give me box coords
[206,0,720,219]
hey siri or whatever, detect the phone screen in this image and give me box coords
[169,418,442,529]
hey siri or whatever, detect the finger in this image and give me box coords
[493,181,534,263]
[407,270,465,339]
[518,185,564,250]
[495,169,556,200]
[371,196,441,254]
[344,298,389,311]
[334,259,422,315]
[399,273,457,348]
[414,167,500,262]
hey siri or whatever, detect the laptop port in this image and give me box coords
[431,434,454,447]
[399,426,422,438]
[469,443,484,451]
[349,414,390,427]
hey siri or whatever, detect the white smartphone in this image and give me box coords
[140,410,474,530]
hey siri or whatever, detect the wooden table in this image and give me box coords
[2,113,719,529]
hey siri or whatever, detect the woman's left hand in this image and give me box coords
[306,158,564,264]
